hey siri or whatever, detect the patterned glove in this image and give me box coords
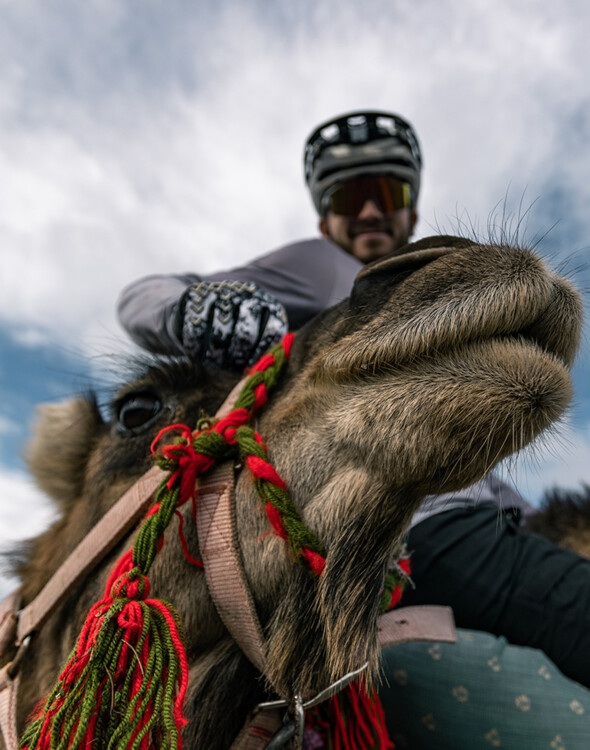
[179,280,288,370]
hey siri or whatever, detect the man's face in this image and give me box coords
[318,177,418,263]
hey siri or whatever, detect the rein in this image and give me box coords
[1,333,456,750]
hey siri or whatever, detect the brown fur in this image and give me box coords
[2,237,582,749]
[525,485,590,558]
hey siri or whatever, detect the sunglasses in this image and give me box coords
[322,176,412,216]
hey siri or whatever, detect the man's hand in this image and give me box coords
[179,280,288,370]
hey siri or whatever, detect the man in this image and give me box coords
[117,112,421,369]
[306,111,419,263]
[118,112,590,743]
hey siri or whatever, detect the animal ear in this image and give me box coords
[26,397,103,513]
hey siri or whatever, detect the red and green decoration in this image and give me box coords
[21,333,409,750]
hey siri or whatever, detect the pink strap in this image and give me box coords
[16,464,164,644]
[378,605,456,648]
[229,708,283,750]
[0,668,20,750]
[196,465,456,749]
[0,593,19,660]
[196,464,271,681]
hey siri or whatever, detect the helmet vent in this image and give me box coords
[347,115,369,142]
[320,123,339,142]
[376,116,397,135]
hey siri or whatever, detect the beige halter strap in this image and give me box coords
[196,464,270,678]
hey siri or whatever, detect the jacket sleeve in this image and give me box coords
[410,473,534,529]
[117,238,362,355]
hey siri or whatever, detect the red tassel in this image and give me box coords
[307,680,394,750]
[21,552,189,750]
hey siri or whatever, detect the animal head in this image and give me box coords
[15,236,582,748]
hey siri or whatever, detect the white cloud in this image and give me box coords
[501,417,590,506]
[1,0,590,581]
[1,0,589,353]
[0,416,18,435]
[0,469,56,599]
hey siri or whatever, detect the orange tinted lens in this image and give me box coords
[327,176,410,215]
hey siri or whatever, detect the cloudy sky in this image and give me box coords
[1,0,589,595]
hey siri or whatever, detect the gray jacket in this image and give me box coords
[117,236,532,525]
[118,238,362,356]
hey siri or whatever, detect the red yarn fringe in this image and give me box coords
[21,550,189,750]
[307,680,394,750]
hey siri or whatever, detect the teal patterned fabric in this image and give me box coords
[379,629,590,749]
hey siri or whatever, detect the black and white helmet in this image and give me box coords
[303,111,423,214]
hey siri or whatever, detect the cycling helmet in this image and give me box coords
[303,110,422,214]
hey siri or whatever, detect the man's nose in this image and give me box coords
[357,199,384,219]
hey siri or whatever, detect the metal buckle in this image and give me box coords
[259,662,369,749]
[263,694,304,750]
[6,634,31,680]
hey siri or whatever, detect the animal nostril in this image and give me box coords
[355,243,455,284]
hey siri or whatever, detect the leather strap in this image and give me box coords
[196,464,271,680]
[196,460,456,749]
[378,605,456,649]
[16,464,165,644]
[230,708,283,750]
[0,668,19,750]
[0,593,19,660]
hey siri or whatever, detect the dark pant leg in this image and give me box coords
[401,505,590,686]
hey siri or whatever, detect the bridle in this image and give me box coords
[0,338,455,750]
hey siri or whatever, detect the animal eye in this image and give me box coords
[117,392,162,433]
